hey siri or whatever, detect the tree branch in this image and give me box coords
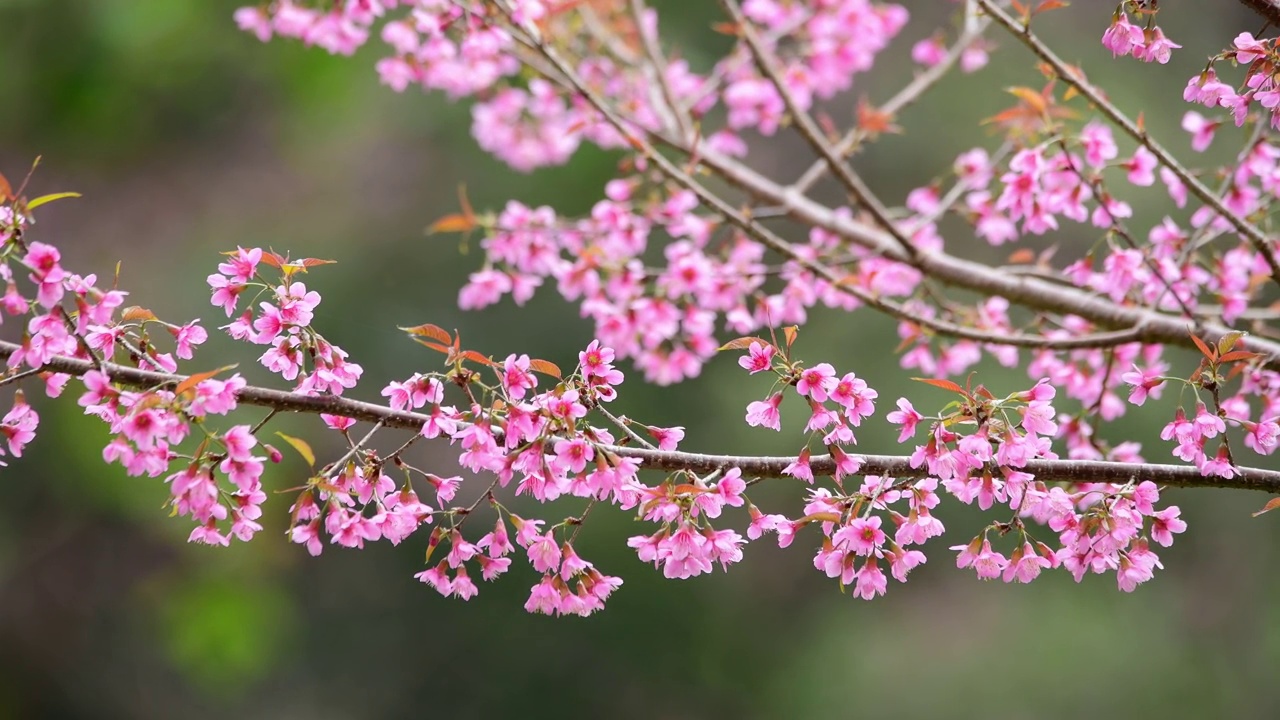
[658,139,1280,368]
[5,340,1279,494]
[1238,0,1280,27]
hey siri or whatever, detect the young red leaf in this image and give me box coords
[783,325,799,348]
[120,306,158,322]
[1219,350,1263,364]
[1253,497,1280,517]
[528,358,562,378]
[717,336,771,352]
[410,338,453,354]
[427,213,476,234]
[1033,0,1068,13]
[174,365,237,396]
[912,377,965,394]
[461,350,497,367]
[258,251,288,269]
[0,171,11,202]
[1006,248,1036,264]
[400,323,454,345]
[295,258,337,269]
[1189,331,1216,362]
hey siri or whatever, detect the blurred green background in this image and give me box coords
[3,1,1280,718]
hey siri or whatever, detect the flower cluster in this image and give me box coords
[1101,9,1180,64]
[209,247,363,394]
[1184,33,1280,130]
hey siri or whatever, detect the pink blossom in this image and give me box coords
[745,393,783,431]
[1150,506,1187,547]
[837,516,885,556]
[1002,542,1051,583]
[502,353,538,399]
[1133,26,1180,64]
[416,562,453,596]
[1120,364,1165,406]
[1101,13,1144,58]
[796,363,837,402]
[782,448,814,483]
[1233,32,1270,64]
[738,341,775,374]
[853,560,888,600]
[886,398,923,442]
[527,531,561,573]
[911,36,947,67]
[1181,111,1218,152]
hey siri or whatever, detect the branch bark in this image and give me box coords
[1238,0,1280,27]
[6,340,1279,494]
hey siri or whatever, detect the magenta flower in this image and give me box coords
[745,393,783,431]
[796,362,837,402]
[887,398,923,442]
[1101,13,1144,58]
[738,341,775,374]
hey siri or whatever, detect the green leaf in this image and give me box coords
[275,432,316,467]
[25,192,81,210]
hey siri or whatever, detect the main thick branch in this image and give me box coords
[6,340,1279,494]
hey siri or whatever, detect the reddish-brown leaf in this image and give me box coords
[717,336,770,352]
[528,358,562,378]
[258,251,288,269]
[427,213,476,234]
[1006,248,1036,264]
[0,171,11,202]
[912,377,965,394]
[783,325,799,348]
[799,511,842,524]
[1219,350,1263,364]
[1253,497,1280,517]
[296,258,337,269]
[1189,331,1216,362]
[121,306,157,322]
[855,99,899,136]
[461,350,497,367]
[401,323,453,345]
[174,366,235,396]
[410,338,453,354]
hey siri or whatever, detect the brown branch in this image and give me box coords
[7,340,1279,494]
[1238,0,1280,27]
[612,446,1280,494]
[658,139,1280,368]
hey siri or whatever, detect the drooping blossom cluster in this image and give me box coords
[1184,32,1280,131]
[1101,6,1181,64]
